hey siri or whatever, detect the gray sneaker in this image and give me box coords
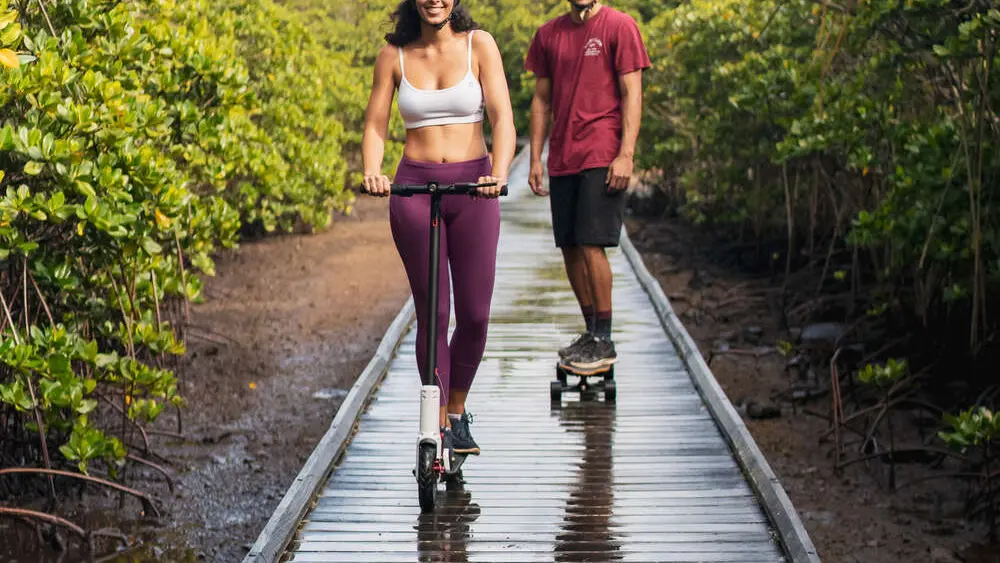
[558,332,594,360]
[568,336,617,370]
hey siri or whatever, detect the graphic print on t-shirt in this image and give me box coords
[584,38,603,57]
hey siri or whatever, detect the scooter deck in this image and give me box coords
[443,451,468,482]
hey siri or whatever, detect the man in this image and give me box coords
[525,0,650,370]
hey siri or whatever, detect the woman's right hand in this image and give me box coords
[362,173,392,197]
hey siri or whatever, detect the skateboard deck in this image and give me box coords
[557,360,616,377]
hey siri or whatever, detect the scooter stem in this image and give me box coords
[418,186,444,463]
[424,186,442,387]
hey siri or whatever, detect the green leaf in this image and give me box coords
[96,353,118,368]
[59,444,78,460]
[0,11,18,30]
[23,161,42,175]
[77,399,98,414]
[48,354,71,375]
[931,44,950,57]
[0,48,16,69]
[141,237,162,255]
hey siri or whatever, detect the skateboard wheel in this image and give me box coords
[550,380,562,403]
[604,380,617,403]
[604,365,615,381]
[555,366,567,384]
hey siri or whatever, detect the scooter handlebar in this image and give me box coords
[361,182,508,197]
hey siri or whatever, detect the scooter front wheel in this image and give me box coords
[417,442,437,513]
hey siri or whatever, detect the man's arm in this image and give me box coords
[528,77,552,195]
[618,69,642,160]
[606,69,642,191]
[529,77,552,166]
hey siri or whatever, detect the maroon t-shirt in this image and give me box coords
[525,7,651,177]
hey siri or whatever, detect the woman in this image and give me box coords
[361,0,516,456]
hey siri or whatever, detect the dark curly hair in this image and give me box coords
[385,0,479,47]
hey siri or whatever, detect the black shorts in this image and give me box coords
[549,168,627,248]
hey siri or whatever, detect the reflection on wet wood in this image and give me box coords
[282,163,787,562]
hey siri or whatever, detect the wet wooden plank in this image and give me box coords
[264,146,808,562]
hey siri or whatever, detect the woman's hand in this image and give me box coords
[475,175,504,198]
[362,173,392,196]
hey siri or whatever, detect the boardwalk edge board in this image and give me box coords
[242,296,416,563]
[619,227,822,563]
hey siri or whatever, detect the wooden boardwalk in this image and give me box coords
[245,148,818,563]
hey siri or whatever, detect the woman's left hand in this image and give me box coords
[475,175,504,198]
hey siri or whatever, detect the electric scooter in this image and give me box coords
[364,180,507,513]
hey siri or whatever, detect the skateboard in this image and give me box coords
[550,359,616,405]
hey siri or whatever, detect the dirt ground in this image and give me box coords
[625,214,1000,563]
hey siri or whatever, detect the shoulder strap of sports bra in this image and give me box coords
[398,46,405,77]
[467,30,474,73]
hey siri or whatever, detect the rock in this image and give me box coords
[743,326,763,342]
[312,388,349,400]
[735,399,781,420]
[802,510,835,524]
[800,322,845,345]
[745,400,781,420]
[928,547,963,563]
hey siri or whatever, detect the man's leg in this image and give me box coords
[566,168,627,369]
[562,246,595,332]
[581,245,613,338]
[550,175,597,358]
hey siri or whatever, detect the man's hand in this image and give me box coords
[529,159,548,196]
[606,154,633,192]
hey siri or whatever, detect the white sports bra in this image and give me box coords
[397,31,485,130]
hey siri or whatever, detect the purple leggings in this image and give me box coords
[390,155,500,406]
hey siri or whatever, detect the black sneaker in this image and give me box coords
[449,412,480,455]
[558,332,593,360]
[568,336,617,370]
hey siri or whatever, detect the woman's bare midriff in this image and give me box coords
[403,121,490,164]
